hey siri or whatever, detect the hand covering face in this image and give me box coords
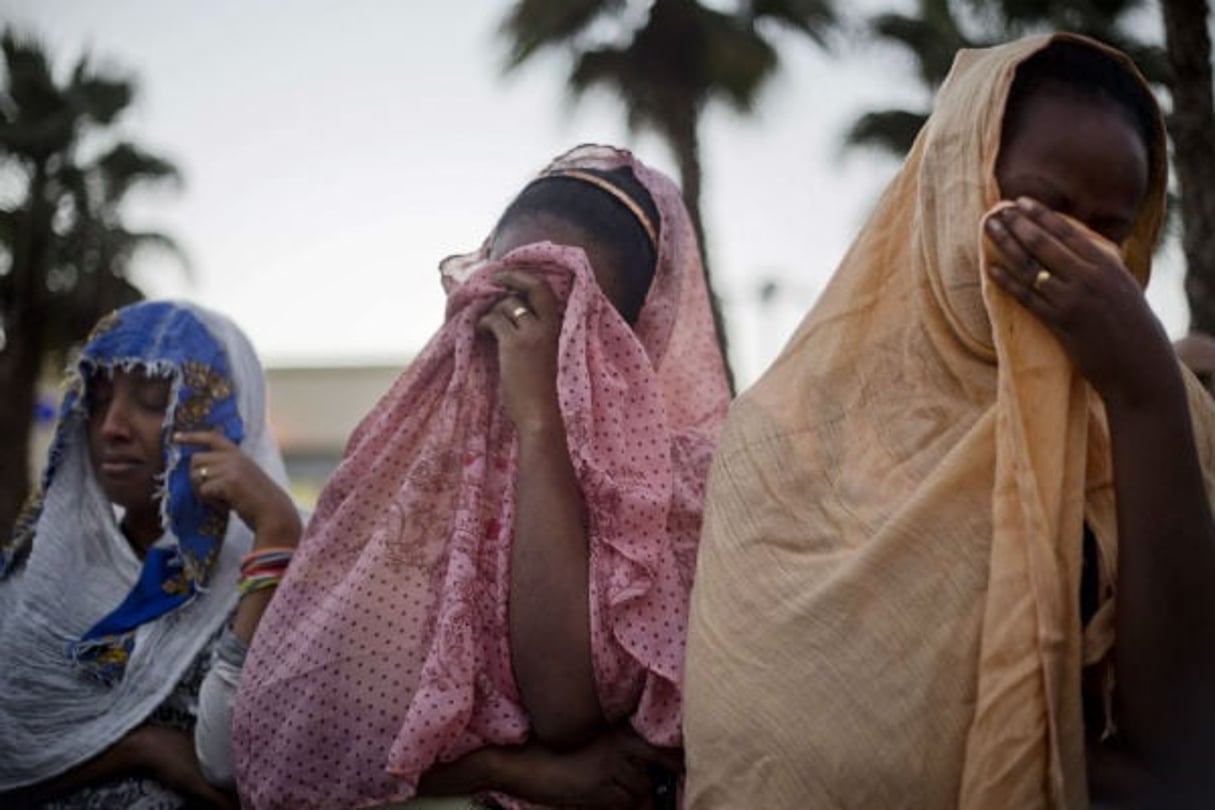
[682,34,1213,809]
[234,145,730,809]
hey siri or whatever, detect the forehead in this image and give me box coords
[489,213,598,260]
[88,366,171,391]
[1003,91,1148,171]
[998,93,1149,228]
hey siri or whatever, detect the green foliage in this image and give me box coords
[0,28,183,361]
[845,109,930,156]
[0,28,184,537]
[500,0,626,70]
[506,0,836,141]
[846,0,1166,157]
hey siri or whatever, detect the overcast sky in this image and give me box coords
[0,0,1187,386]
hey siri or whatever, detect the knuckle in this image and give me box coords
[1022,231,1048,254]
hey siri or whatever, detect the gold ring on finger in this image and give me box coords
[1032,268,1052,292]
[510,305,531,322]
[199,466,209,482]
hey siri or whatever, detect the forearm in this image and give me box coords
[233,518,298,645]
[416,746,501,797]
[510,418,603,749]
[232,587,276,645]
[3,728,148,807]
[1106,374,1215,790]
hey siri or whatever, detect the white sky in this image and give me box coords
[0,0,1189,387]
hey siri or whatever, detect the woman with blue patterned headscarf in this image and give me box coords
[0,301,298,809]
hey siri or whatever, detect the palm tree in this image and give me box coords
[0,29,183,538]
[1161,0,1215,334]
[499,0,838,389]
[844,0,1165,157]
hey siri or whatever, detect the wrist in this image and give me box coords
[251,519,301,550]
[250,502,301,549]
[112,725,154,772]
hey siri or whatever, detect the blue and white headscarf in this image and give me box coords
[0,301,289,790]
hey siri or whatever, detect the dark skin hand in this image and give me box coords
[177,430,302,645]
[1,724,237,810]
[986,197,1215,805]
[478,268,605,749]
[418,725,682,809]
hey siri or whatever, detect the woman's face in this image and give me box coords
[489,213,630,315]
[996,92,1149,244]
[86,369,171,514]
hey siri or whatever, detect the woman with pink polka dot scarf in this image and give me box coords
[233,145,730,810]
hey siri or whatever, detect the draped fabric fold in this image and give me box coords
[234,145,729,809]
[0,301,286,790]
[683,35,1213,809]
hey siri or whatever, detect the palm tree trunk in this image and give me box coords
[0,161,51,539]
[0,329,42,539]
[667,104,737,393]
[1162,0,1215,335]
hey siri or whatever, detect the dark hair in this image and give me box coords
[495,166,660,324]
[1003,40,1161,169]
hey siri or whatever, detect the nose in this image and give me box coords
[97,396,134,441]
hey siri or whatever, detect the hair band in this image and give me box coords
[543,169,659,248]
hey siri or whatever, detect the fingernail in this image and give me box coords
[985,218,1001,233]
[1016,196,1036,211]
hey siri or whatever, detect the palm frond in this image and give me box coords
[569,45,660,131]
[750,0,838,47]
[844,108,928,156]
[67,57,135,127]
[1,29,58,116]
[870,10,968,88]
[699,8,780,113]
[0,29,74,157]
[89,141,182,204]
[500,0,625,70]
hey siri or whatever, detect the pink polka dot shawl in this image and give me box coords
[233,146,730,808]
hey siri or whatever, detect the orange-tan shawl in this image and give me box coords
[683,34,1215,809]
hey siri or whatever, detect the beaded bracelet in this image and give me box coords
[237,546,294,599]
[241,547,294,574]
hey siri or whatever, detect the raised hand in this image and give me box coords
[477,270,563,432]
[175,431,300,549]
[984,196,1176,408]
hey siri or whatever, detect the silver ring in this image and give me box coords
[510,305,530,322]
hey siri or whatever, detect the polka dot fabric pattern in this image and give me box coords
[233,145,730,809]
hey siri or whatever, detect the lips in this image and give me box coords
[98,456,145,477]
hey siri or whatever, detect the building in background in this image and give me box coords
[264,362,405,507]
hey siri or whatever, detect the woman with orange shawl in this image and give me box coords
[235,145,729,809]
[684,35,1215,808]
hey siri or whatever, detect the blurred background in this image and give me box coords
[1,0,1211,519]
